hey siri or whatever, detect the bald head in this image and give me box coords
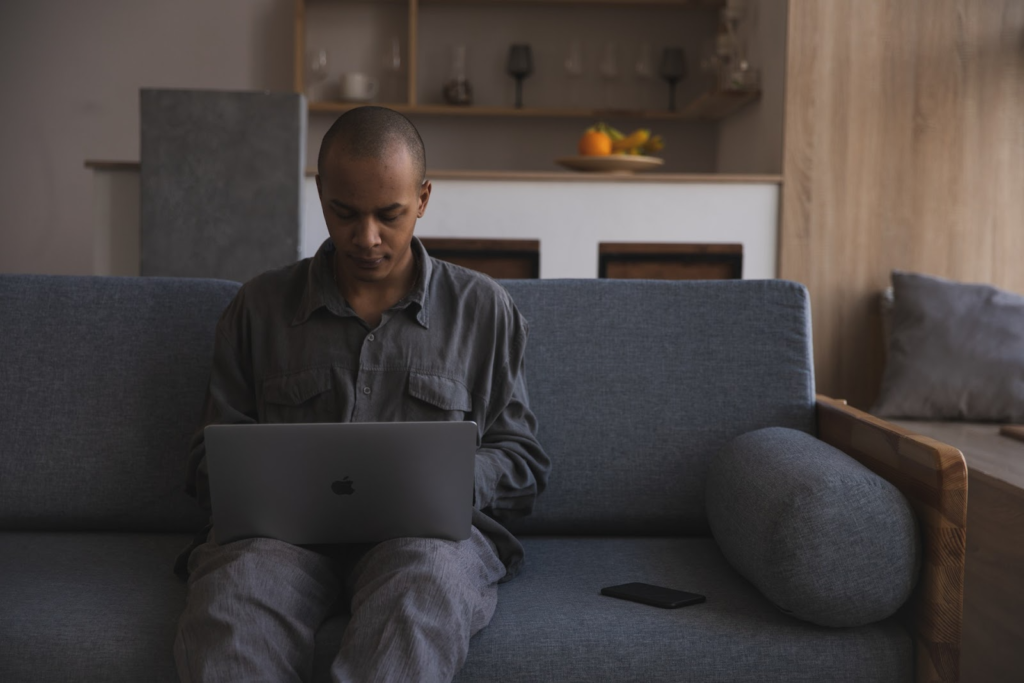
[317,106,426,184]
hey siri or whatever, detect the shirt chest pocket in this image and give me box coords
[261,367,337,424]
[406,371,474,422]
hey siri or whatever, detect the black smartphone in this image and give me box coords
[600,582,706,609]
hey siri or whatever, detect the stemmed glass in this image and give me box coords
[599,41,619,108]
[507,44,534,109]
[564,39,584,106]
[659,47,687,112]
[306,48,330,102]
[634,43,654,108]
[382,37,402,102]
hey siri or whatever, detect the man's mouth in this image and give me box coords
[351,255,385,269]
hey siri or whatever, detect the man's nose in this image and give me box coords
[352,219,382,249]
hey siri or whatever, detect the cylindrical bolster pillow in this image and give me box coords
[706,427,920,627]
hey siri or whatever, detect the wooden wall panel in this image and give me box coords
[780,0,1024,409]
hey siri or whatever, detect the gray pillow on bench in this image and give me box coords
[873,270,1024,422]
[706,427,920,627]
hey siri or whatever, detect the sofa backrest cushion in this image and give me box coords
[499,279,816,536]
[0,275,239,532]
[1,276,814,536]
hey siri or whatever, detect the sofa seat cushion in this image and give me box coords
[706,428,920,627]
[0,531,193,683]
[314,537,911,682]
[2,534,912,682]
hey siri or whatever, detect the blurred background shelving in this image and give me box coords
[294,0,776,172]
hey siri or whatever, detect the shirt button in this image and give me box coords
[362,386,371,395]
[367,333,375,341]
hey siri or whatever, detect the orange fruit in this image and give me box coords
[578,130,613,156]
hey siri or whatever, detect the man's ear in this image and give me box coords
[315,174,323,202]
[417,180,432,218]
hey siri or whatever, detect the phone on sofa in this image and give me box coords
[600,582,706,609]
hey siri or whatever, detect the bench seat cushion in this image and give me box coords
[0,532,192,682]
[0,534,911,683]
[322,537,912,682]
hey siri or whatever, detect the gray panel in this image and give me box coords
[141,89,306,282]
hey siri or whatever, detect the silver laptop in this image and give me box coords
[204,421,477,545]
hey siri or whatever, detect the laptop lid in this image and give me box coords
[204,421,477,546]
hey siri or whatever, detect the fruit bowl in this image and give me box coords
[555,155,665,174]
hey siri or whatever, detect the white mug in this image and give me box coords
[340,72,379,102]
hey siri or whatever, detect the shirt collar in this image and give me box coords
[291,236,432,328]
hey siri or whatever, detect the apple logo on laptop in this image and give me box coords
[331,477,354,495]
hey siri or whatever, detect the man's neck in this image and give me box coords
[334,248,418,323]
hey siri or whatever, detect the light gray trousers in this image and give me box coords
[174,527,506,683]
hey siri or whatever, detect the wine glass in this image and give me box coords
[382,36,402,101]
[634,42,654,108]
[659,47,687,112]
[599,41,619,108]
[307,48,328,82]
[507,44,533,109]
[564,40,584,77]
[306,48,330,102]
[699,39,722,89]
[564,39,584,106]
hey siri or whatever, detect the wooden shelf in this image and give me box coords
[84,160,782,185]
[424,170,781,183]
[317,0,721,6]
[418,0,721,6]
[307,90,760,122]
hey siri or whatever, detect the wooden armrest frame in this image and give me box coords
[816,395,967,683]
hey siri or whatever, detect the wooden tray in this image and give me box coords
[555,155,665,173]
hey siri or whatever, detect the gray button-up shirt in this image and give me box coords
[184,237,550,579]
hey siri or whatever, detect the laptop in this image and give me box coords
[204,421,477,545]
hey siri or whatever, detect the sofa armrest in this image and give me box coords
[816,395,967,683]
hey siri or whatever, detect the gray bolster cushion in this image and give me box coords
[706,427,920,627]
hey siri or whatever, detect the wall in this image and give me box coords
[715,0,788,174]
[0,0,293,275]
[780,0,1024,409]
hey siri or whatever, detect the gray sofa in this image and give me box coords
[0,274,963,682]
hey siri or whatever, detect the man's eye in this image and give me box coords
[334,211,355,221]
[380,214,399,223]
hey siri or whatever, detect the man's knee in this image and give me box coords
[349,536,496,620]
[352,537,464,589]
[185,535,339,609]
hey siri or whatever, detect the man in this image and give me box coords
[174,106,550,682]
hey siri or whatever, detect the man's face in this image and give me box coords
[316,143,430,285]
